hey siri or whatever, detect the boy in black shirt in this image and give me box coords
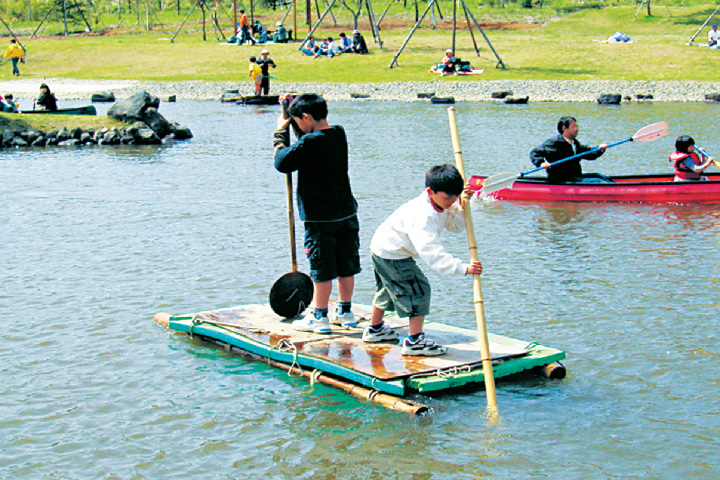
[274,94,361,333]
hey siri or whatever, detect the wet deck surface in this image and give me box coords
[188,304,528,381]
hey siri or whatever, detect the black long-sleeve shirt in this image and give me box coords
[274,125,358,222]
[529,134,604,182]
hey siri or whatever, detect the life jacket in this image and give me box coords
[669,151,702,180]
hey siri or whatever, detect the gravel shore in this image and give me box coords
[1,78,719,102]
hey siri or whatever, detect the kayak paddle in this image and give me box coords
[695,146,720,169]
[481,121,669,194]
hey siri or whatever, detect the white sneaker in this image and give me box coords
[401,333,447,356]
[329,309,358,327]
[292,315,331,334]
[362,323,399,343]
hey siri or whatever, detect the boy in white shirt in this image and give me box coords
[709,24,720,47]
[362,164,483,356]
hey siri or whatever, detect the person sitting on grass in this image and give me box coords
[709,24,720,47]
[301,35,319,56]
[273,22,288,43]
[669,135,714,182]
[315,37,334,58]
[361,164,483,357]
[336,32,353,54]
[351,29,368,54]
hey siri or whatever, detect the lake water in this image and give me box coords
[2,99,719,479]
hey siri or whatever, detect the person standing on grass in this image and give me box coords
[3,39,24,76]
[273,93,361,334]
[256,49,276,95]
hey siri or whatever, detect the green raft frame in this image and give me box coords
[154,303,566,414]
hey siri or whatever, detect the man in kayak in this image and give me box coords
[669,135,714,181]
[529,116,609,183]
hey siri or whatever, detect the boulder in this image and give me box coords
[11,136,28,147]
[56,127,71,142]
[504,96,529,104]
[91,91,116,103]
[2,128,15,146]
[491,90,513,99]
[430,96,455,104]
[58,139,81,146]
[31,136,46,147]
[70,127,84,140]
[597,94,622,105]
[168,121,193,140]
[142,108,173,139]
[134,127,161,145]
[417,92,435,99]
[107,92,160,123]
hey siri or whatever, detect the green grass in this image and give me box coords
[0,112,126,132]
[3,4,719,82]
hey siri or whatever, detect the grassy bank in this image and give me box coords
[2,5,718,83]
[0,112,126,132]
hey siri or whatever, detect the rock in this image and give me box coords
[504,96,529,104]
[20,129,43,143]
[80,132,93,144]
[70,127,84,140]
[58,139,81,146]
[704,93,720,102]
[597,94,622,105]
[350,93,370,99]
[135,127,161,145]
[491,90,513,99]
[2,129,15,146]
[31,136,46,147]
[142,108,173,139]
[107,92,160,123]
[56,127,71,142]
[168,121,193,140]
[91,91,116,102]
[417,92,435,99]
[11,136,28,147]
[161,133,176,144]
[160,95,177,102]
[635,94,654,100]
[430,96,455,104]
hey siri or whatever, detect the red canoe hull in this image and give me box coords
[469,173,720,204]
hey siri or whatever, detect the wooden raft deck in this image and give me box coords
[154,303,565,397]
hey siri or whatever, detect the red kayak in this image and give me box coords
[469,173,720,204]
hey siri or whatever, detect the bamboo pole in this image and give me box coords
[446,107,498,414]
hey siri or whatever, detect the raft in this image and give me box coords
[154,302,566,414]
[220,93,280,105]
[21,105,97,116]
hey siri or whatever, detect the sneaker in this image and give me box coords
[291,315,331,334]
[329,309,358,328]
[362,323,399,343]
[401,333,448,356]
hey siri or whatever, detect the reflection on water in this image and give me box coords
[1,100,719,479]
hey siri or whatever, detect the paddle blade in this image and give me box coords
[269,271,313,318]
[632,122,669,143]
[480,172,519,194]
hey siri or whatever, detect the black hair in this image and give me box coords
[10,39,16,43]
[675,135,695,154]
[249,56,256,62]
[557,116,576,134]
[239,9,244,13]
[327,37,333,41]
[287,93,328,121]
[425,164,464,196]
[339,33,346,37]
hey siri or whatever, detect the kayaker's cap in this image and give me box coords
[714,24,718,28]
[353,29,360,34]
[446,48,453,53]
[276,21,282,26]
[261,48,269,54]
[40,83,48,89]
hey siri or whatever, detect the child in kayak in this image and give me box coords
[669,135,715,182]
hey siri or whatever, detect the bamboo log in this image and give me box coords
[153,312,430,415]
[447,107,499,414]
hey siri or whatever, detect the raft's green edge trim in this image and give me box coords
[167,318,406,396]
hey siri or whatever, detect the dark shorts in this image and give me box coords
[304,215,361,283]
[371,254,431,318]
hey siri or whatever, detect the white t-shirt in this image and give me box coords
[370,190,468,276]
[709,28,720,43]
